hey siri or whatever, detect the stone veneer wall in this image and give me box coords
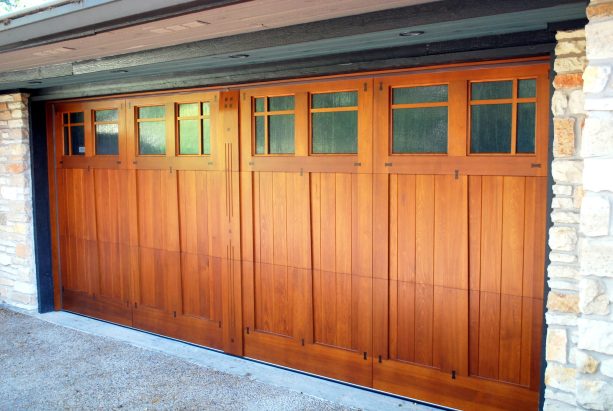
[0,93,37,310]
[544,1,613,410]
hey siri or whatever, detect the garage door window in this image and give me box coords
[94,109,119,155]
[137,106,166,155]
[253,96,295,155]
[177,102,211,155]
[62,112,85,156]
[311,91,358,154]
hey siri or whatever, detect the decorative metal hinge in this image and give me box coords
[245,326,250,334]
[363,352,368,360]
[173,311,177,318]
[452,370,457,379]
[353,162,361,167]
[378,355,382,363]
[454,169,459,179]
[531,163,542,168]
[384,162,393,167]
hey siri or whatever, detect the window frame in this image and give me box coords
[175,101,213,157]
[251,94,296,156]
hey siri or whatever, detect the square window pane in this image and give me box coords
[202,102,210,116]
[269,115,294,154]
[312,111,358,154]
[70,112,84,123]
[179,119,199,155]
[71,125,85,155]
[312,91,358,109]
[138,121,166,155]
[471,81,513,100]
[255,116,265,154]
[517,103,536,153]
[63,113,68,124]
[518,79,536,98]
[471,104,512,153]
[392,85,448,104]
[268,96,294,111]
[95,124,119,155]
[63,127,69,155]
[179,103,199,117]
[95,109,118,122]
[392,107,448,153]
[202,118,211,155]
[255,98,265,113]
[138,106,165,119]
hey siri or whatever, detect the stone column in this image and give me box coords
[0,93,37,310]
[545,1,613,409]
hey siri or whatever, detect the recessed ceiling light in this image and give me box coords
[228,54,249,59]
[27,80,42,84]
[110,69,129,73]
[399,31,425,37]
[339,62,353,66]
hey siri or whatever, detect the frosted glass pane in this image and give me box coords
[70,112,84,123]
[392,107,448,153]
[179,119,199,155]
[63,127,69,155]
[517,103,536,153]
[255,116,265,154]
[138,106,165,119]
[95,109,118,122]
[139,121,166,155]
[255,98,265,113]
[268,96,294,111]
[71,125,85,155]
[392,85,448,104]
[312,91,357,108]
[518,79,536,98]
[95,124,119,155]
[312,111,357,154]
[472,81,513,100]
[202,102,210,116]
[202,118,211,155]
[179,103,199,117]
[269,115,294,154]
[471,104,512,153]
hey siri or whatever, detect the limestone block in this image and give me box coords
[553,118,576,156]
[568,89,585,114]
[584,158,613,191]
[580,194,611,236]
[544,364,577,393]
[580,238,613,278]
[547,292,580,314]
[546,328,568,363]
[579,278,610,315]
[552,160,583,184]
[581,112,613,157]
[575,350,600,373]
[578,318,613,354]
[552,91,569,116]
[587,20,613,59]
[576,380,613,411]
[584,65,611,93]
[548,265,580,279]
[554,56,588,74]
[549,227,578,252]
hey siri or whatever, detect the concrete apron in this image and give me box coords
[25,309,444,411]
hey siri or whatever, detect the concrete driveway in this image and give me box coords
[0,307,439,411]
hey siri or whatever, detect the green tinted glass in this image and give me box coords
[95,124,119,155]
[269,115,294,154]
[517,103,536,153]
[71,125,85,155]
[255,98,265,113]
[179,119,199,155]
[63,127,69,155]
[392,85,448,104]
[202,118,211,155]
[202,102,210,116]
[312,111,357,154]
[70,112,84,123]
[95,109,118,122]
[138,121,166,155]
[179,103,199,117]
[138,106,165,119]
[312,91,358,108]
[518,79,537,98]
[392,107,448,153]
[268,96,294,111]
[255,116,265,154]
[471,81,513,100]
[471,104,512,153]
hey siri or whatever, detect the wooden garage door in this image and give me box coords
[48,59,549,411]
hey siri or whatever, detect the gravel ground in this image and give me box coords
[0,308,353,411]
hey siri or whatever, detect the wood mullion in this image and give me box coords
[198,103,203,155]
[310,106,357,113]
[391,101,448,109]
